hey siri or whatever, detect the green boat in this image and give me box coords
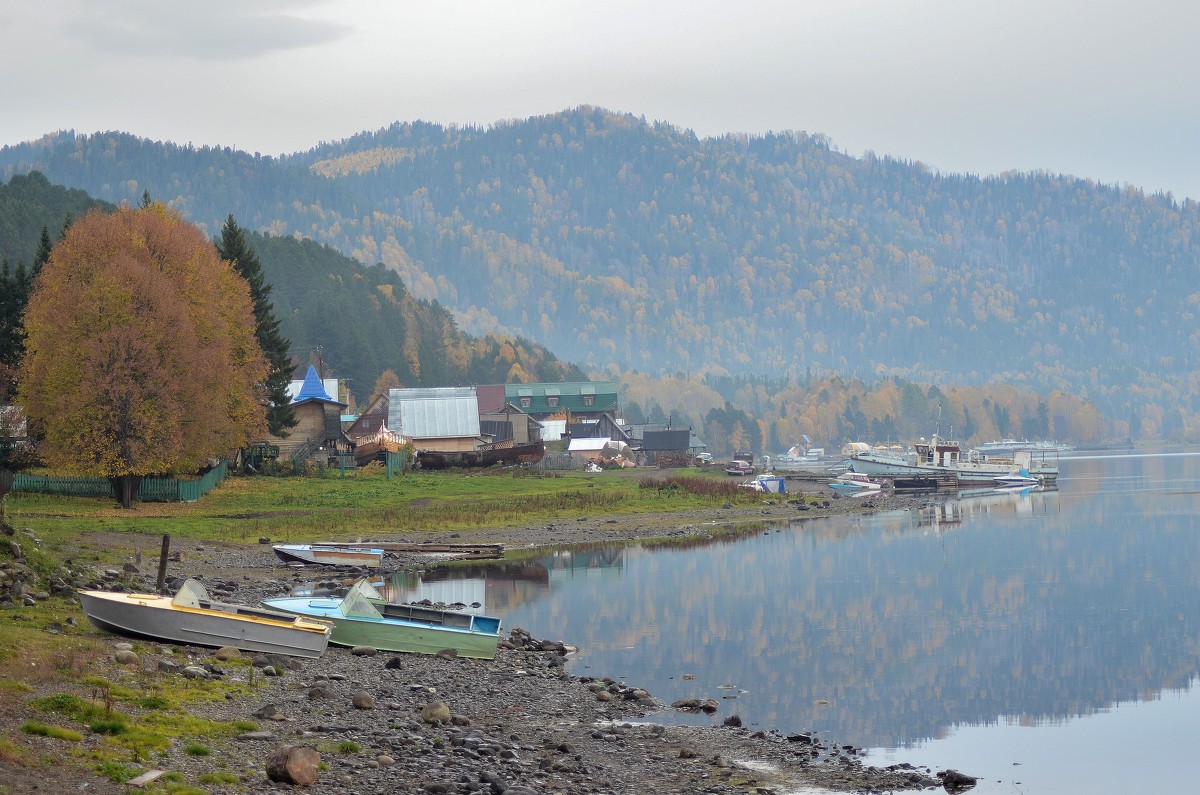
[261,580,502,659]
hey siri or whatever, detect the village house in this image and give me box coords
[273,364,353,464]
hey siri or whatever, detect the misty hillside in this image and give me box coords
[0,173,584,403]
[2,107,1197,426]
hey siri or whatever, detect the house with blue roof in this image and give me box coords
[277,364,352,463]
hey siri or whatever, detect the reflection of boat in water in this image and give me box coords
[263,580,502,659]
[78,579,332,658]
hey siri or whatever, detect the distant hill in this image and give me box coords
[2,107,1197,433]
[248,231,586,399]
[0,170,112,266]
[0,174,584,403]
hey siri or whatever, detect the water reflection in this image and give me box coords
[351,454,1200,762]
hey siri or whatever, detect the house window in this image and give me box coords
[582,395,595,407]
[520,397,531,408]
[547,396,559,407]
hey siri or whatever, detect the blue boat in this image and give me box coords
[263,580,502,659]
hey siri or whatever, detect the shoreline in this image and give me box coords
[3,488,970,793]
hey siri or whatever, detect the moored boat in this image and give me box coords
[77,579,332,658]
[262,580,503,659]
[830,472,889,491]
[273,544,385,568]
[993,468,1041,487]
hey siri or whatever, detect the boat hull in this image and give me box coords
[417,441,545,470]
[273,544,384,568]
[262,596,501,659]
[77,588,331,658]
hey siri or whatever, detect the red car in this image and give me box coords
[725,460,756,476]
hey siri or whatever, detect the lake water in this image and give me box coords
[381,450,1200,793]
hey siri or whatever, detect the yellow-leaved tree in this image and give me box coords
[19,205,268,507]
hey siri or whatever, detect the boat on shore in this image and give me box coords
[353,423,407,465]
[416,439,545,470]
[77,579,332,658]
[273,544,385,568]
[830,472,889,492]
[262,579,503,659]
[739,474,786,493]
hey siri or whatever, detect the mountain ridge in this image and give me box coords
[2,107,1195,433]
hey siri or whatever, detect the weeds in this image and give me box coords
[20,721,83,742]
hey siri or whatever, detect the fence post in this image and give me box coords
[156,534,170,593]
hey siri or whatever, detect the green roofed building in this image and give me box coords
[477,382,619,420]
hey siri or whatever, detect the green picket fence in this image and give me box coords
[11,459,228,502]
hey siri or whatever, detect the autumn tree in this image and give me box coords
[369,369,401,404]
[19,206,268,507]
[216,215,296,436]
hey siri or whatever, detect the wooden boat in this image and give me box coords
[416,439,545,470]
[76,579,332,658]
[272,544,384,568]
[262,580,503,659]
[353,424,406,465]
[830,471,889,491]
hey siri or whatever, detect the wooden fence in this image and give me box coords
[10,459,228,502]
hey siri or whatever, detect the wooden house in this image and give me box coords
[274,365,352,463]
[387,387,482,452]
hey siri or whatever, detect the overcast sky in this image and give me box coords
[5,0,1199,200]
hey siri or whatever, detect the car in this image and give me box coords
[725,460,756,476]
[694,452,714,465]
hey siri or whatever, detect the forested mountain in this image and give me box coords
[249,232,586,400]
[0,174,584,408]
[1,107,1197,438]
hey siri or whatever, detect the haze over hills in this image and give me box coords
[2,106,1197,436]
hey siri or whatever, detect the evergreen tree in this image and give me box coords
[33,225,52,280]
[216,215,296,437]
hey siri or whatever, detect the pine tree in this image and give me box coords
[216,215,297,437]
[33,225,52,279]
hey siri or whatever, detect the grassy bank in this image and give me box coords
[3,468,778,566]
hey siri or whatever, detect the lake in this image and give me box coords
[381,449,1200,793]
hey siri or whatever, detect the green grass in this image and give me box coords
[4,468,761,555]
[20,721,83,742]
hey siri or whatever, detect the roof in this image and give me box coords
[290,365,347,407]
[567,438,613,452]
[388,387,480,438]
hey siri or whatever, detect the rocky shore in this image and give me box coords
[3,488,979,793]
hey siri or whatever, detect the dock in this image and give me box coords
[313,541,505,559]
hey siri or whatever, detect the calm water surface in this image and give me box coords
[383,450,1200,793]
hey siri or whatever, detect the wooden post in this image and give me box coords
[156,534,170,593]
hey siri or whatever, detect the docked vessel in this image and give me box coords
[846,431,1059,485]
[263,579,503,659]
[77,579,332,658]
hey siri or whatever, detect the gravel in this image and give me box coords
[8,487,974,793]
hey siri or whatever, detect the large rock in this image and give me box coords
[420,701,452,724]
[265,745,321,785]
